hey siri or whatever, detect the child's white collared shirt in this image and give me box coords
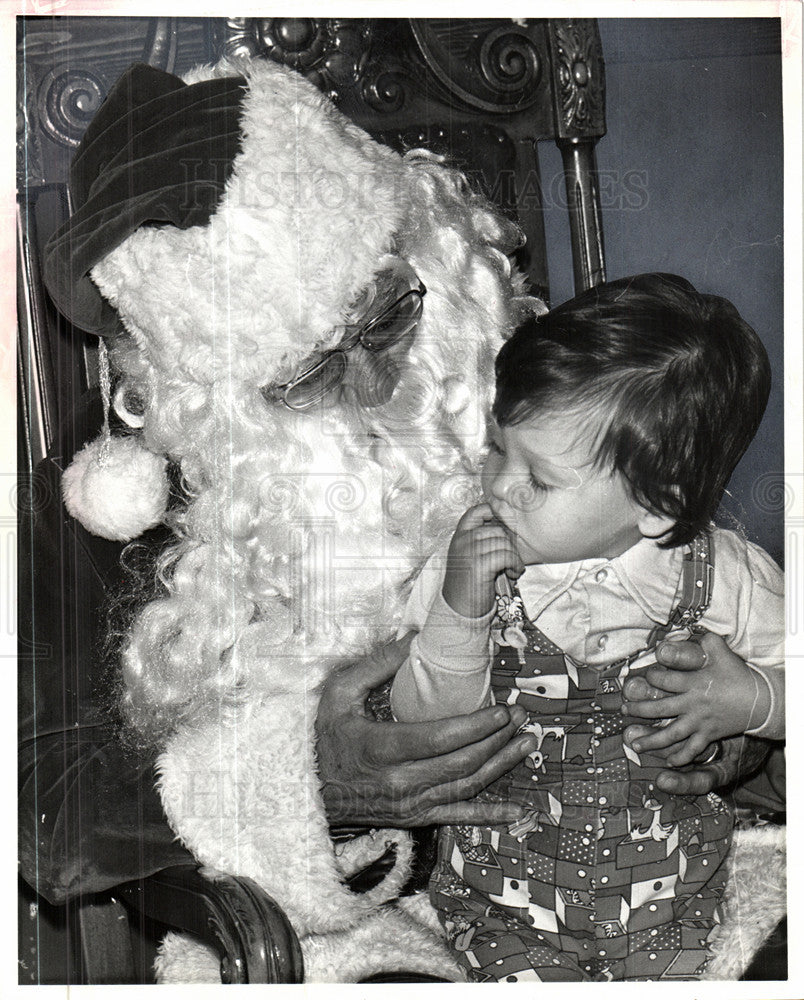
[393,528,784,739]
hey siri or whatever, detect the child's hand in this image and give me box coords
[442,503,525,618]
[622,632,771,766]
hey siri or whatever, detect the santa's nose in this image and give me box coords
[340,345,402,408]
[340,325,417,409]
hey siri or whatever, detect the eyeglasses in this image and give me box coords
[262,264,426,411]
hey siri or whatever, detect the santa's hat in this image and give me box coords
[44,58,413,540]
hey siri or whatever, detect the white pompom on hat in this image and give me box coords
[60,338,169,542]
[62,434,169,542]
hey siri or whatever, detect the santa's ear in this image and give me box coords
[636,506,676,541]
[113,382,146,428]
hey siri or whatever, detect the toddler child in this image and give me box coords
[391,273,784,982]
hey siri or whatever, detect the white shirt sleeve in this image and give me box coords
[706,530,785,740]
[391,554,494,722]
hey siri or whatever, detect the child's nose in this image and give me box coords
[491,469,541,510]
[489,468,518,505]
[488,473,505,502]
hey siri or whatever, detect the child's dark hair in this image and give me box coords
[492,273,771,548]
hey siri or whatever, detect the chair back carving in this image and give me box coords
[17,16,606,466]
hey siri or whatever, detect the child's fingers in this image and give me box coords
[461,524,516,548]
[623,722,656,746]
[655,637,708,671]
[622,676,671,702]
[454,503,496,533]
[624,725,694,761]
[449,519,514,559]
[666,733,712,767]
[472,538,524,577]
[624,692,684,720]
[642,664,697,694]
[629,717,694,752]
[459,531,521,560]
[448,523,515,567]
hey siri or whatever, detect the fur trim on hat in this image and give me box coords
[90,57,409,387]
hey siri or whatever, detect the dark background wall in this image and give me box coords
[542,17,784,565]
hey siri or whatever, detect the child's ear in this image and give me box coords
[636,507,676,541]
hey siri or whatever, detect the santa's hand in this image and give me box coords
[622,730,765,795]
[316,632,536,826]
[442,503,524,618]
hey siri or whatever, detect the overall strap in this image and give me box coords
[668,533,715,628]
[647,533,715,647]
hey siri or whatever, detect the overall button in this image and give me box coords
[595,568,608,584]
[596,634,608,649]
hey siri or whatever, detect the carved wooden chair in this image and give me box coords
[17,15,783,985]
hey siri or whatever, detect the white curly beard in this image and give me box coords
[208,266,507,700]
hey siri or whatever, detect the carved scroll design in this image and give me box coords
[478,25,541,96]
[220,18,372,98]
[410,19,543,114]
[219,19,546,117]
[17,73,45,186]
[362,67,408,114]
[18,15,178,175]
[37,65,106,148]
[548,19,605,136]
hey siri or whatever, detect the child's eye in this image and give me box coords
[488,440,505,456]
[529,473,551,493]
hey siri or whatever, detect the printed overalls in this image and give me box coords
[430,536,732,982]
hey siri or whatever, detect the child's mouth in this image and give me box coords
[488,505,524,546]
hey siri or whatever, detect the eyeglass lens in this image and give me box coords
[361,290,424,351]
[284,350,348,409]
[279,264,425,409]
[287,290,423,407]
